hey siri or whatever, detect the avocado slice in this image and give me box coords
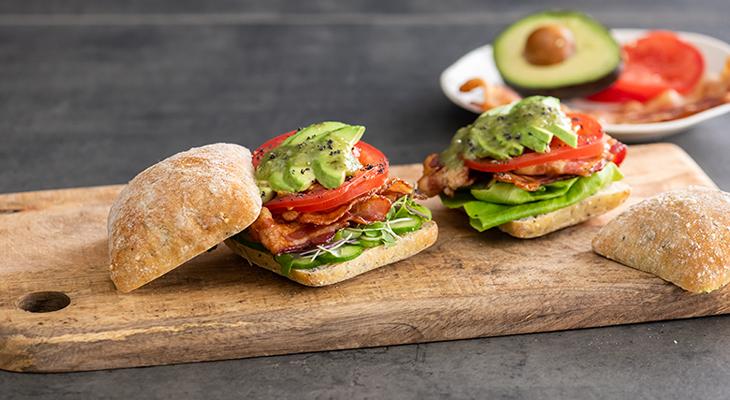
[256,122,367,193]
[283,166,316,192]
[520,126,552,153]
[267,170,290,194]
[312,125,365,189]
[282,121,346,146]
[443,96,581,165]
[548,124,578,147]
[493,10,621,99]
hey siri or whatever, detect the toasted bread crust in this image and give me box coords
[108,143,262,292]
[592,186,730,293]
[499,181,631,239]
[225,221,438,286]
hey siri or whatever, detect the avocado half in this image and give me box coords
[493,10,622,99]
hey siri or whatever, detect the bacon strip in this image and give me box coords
[492,173,572,192]
[349,195,392,225]
[511,156,606,177]
[417,153,474,197]
[459,78,521,111]
[248,179,414,255]
[491,152,609,191]
[379,178,415,202]
[248,208,349,255]
[297,203,350,225]
[282,178,413,226]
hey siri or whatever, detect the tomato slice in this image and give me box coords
[253,131,389,213]
[252,129,297,169]
[464,113,605,173]
[609,139,628,166]
[589,31,705,103]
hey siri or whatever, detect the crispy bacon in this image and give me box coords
[417,153,474,197]
[512,156,606,177]
[379,178,414,202]
[349,195,392,225]
[492,146,610,191]
[248,180,414,255]
[297,203,350,225]
[248,207,349,255]
[285,178,413,226]
[492,173,573,191]
[459,78,520,111]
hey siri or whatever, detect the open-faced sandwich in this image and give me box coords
[107,122,437,292]
[418,96,630,238]
[224,122,437,286]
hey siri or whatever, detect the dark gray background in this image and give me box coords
[1,1,729,399]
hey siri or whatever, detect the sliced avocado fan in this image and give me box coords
[440,96,578,167]
[255,122,365,196]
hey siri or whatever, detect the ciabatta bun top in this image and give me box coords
[108,143,262,292]
[592,186,730,293]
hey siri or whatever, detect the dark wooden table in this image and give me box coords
[2,1,729,398]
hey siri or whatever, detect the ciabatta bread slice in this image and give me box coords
[499,181,631,239]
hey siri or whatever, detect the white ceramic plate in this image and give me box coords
[440,29,730,141]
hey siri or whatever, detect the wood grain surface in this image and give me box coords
[0,143,726,373]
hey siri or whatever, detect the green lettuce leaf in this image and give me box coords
[440,162,623,232]
[470,177,578,205]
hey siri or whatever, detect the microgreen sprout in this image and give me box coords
[278,195,431,264]
[298,233,356,260]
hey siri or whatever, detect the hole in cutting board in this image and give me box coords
[17,291,70,313]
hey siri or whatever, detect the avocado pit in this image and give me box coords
[524,24,576,66]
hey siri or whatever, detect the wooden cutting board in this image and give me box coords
[1,143,728,373]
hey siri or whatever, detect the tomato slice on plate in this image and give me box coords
[589,31,705,103]
[464,113,606,173]
[253,131,389,213]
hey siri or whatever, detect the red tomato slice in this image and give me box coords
[252,130,297,169]
[253,131,389,213]
[464,113,606,173]
[589,31,705,103]
[609,139,628,166]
